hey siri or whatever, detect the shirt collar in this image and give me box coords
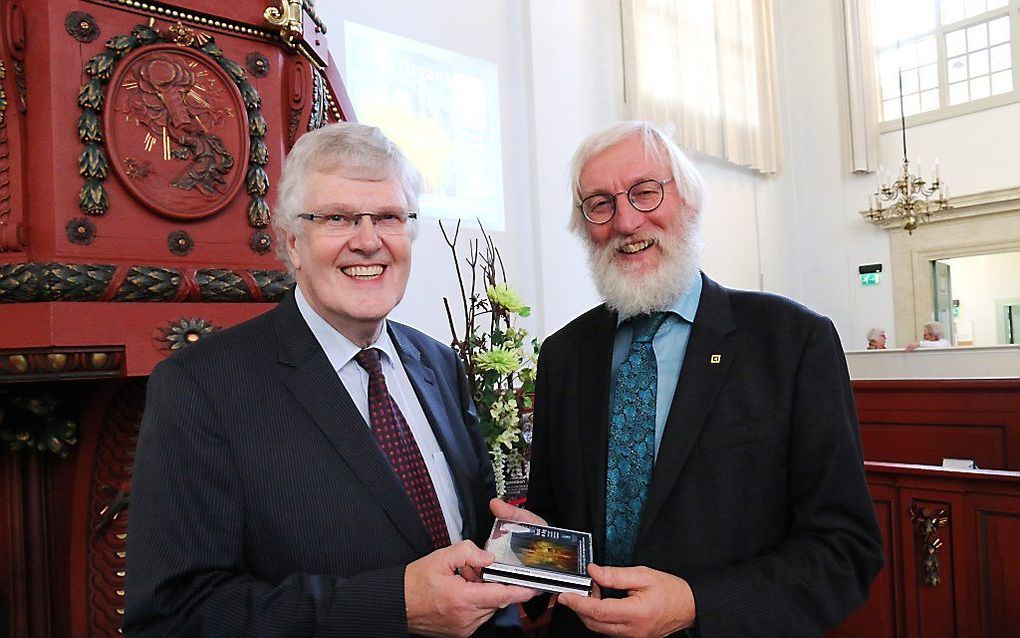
[615,272,703,327]
[294,284,399,371]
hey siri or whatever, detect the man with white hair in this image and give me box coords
[494,121,882,637]
[126,122,535,636]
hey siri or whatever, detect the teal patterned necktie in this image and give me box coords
[605,311,669,566]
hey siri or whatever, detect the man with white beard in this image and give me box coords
[491,121,883,637]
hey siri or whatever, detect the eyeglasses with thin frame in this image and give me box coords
[578,178,674,225]
[296,211,418,236]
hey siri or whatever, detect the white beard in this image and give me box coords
[583,215,703,319]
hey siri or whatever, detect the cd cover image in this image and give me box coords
[481,518,593,596]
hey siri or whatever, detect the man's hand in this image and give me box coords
[405,540,538,638]
[489,498,548,526]
[557,563,696,638]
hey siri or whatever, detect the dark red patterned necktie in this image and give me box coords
[354,348,452,550]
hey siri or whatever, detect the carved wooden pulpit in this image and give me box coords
[0,2,353,636]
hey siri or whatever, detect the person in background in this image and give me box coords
[492,120,883,638]
[866,327,887,349]
[125,122,534,637]
[905,321,951,351]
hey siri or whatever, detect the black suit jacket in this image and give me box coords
[526,274,883,637]
[124,292,496,637]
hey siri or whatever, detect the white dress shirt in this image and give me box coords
[295,286,464,543]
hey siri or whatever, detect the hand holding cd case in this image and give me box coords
[481,518,593,596]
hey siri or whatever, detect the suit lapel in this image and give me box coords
[577,306,618,546]
[638,276,736,541]
[273,295,433,555]
[389,323,478,540]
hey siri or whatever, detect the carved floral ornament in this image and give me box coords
[76,21,270,250]
[158,317,219,350]
[65,11,102,43]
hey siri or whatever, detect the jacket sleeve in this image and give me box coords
[685,317,884,638]
[123,358,409,638]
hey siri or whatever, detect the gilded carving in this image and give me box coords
[108,45,245,218]
[250,230,272,255]
[0,390,78,456]
[0,263,292,303]
[158,317,219,350]
[77,23,269,229]
[245,52,270,78]
[65,11,101,43]
[166,230,194,255]
[66,217,97,245]
[308,67,326,131]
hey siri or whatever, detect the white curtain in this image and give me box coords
[622,0,783,174]
[840,0,880,173]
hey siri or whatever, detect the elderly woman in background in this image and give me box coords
[866,328,887,350]
[906,321,952,351]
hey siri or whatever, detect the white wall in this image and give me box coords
[523,0,623,336]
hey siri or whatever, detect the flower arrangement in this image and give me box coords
[440,220,539,499]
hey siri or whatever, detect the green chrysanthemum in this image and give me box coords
[486,284,530,316]
[474,348,521,375]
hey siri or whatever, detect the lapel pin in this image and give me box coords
[710,354,722,364]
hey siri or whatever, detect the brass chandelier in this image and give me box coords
[864,63,950,233]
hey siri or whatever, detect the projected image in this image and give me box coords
[344,22,505,229]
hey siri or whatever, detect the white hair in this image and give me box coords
[273,122,421,270]
[568,120,705,237]
[570,121,706,317]
[923,321,946,339]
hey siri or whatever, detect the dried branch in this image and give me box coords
[439,219,470,346]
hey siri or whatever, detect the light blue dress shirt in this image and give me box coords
[609,275,703,458]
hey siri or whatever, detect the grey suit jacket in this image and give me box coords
[526,274,883,637]
[124,292,496,637]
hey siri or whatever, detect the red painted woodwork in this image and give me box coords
[853,379,1020,470]
[832,462,1020,638]
[0,1,352,636]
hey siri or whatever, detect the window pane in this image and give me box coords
[948,55,968,82]
[969,49,990,76]
[883,98,902,121]
[919,63,939,89]
[989,16,1010,45]
[872,0,937,47]
[987,0,1007,8]
[917,36,937,65]
[990,43,1011,71]
[967,23,988,51]
[942,0,966,24]
[946,28,967,57]
[965,0,987,18]
[991,70,1013,94]
[902,69,921,93]
[949,81,969,104]
[902,92,922,116]
[881,69,902,98]
[970,75,991,99]
[899,42,918,69]
[920,89,940,111]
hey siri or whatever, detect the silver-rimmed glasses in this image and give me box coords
[578,178,673,225]
[296,211,418,236]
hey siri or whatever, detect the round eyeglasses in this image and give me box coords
[578,178,673,225]
[297,211,417,236]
